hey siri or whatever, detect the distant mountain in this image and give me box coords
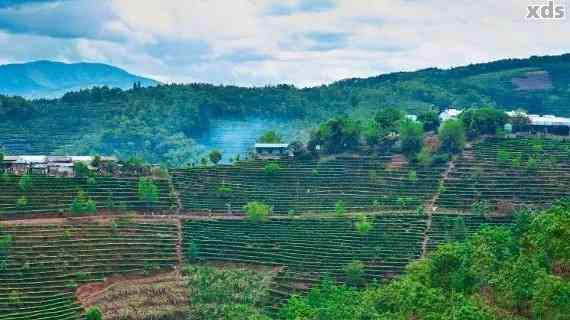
[0,60,159,98]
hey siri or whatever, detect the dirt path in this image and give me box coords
[175,218,184,265]
[421,156,457,258]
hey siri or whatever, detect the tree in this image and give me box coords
[74,161,91,178]
[18,174,32,192]
[335,200,346,217]
[208,150,222,165]
[257,130,283,143]
[138,177,159,209]
[309,115,361,154]
[399,119,424,160]
[375,107,404,132]
[71,191,97,214]
[460,107,508,138]
[16,196,27,209]
[418,111,441,132]
[344,260,365,286]
[355,214,373,236]
[244,201,271,223]
[438,119,465,154]
[263,162,281,176]
[85,306,103,320]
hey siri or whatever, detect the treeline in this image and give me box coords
[278,200,570,319]
[1,53,570,165]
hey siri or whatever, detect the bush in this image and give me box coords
[74,161,91,178]
[344,260,365,286]
[355,214,373,236]
[209,150,222,165]
[216,185,233,198]
[257,130,283,143]
[417,148,433,167]
[18,174,32,192]
[335,200,346,217]
[16,196,27,209]
[432,153,450,165]
[438,119,465,154]
[244,201,271,223]
[263,162,282,176]
[138,177,159,209]
[408,170,417,183]
[399,119,424,160]
[85,306,103,320]
[71,191,97,215]
[418,110,441,132]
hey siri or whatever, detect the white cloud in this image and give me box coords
[0,0,568,86]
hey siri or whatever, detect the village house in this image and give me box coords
[1,155,118,176]
[507,111,570,136]
[254,143,292,159]
[439,108,463,121]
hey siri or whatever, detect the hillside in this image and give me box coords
[0,53,570,165]
[0,61,158,98]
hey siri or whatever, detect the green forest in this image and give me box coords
[1,53,570,166]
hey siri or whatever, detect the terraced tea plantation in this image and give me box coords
[0,175,174,216]
[436,138,570,211]
[172,157,446,213]
[0,220,178,320]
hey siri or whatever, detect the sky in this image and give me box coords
[0,0,568,87]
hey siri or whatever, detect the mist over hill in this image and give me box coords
[0,60,158,98]
[0,53,569,165]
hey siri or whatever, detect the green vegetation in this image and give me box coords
[335,200,346,217]
[244,201,271,223]
[2,54,570,164]
[279,203,570,319]
[18,174,31,192]
[399,119,424,160]
[460,107,509,138]
[85,306,103,320]
[137,177,160,209]
[183,265,272,319]
[258,130,283,143]
[208,150,222,165]
[354,214,373,236]
[71,191,97,214]
[438,119,466,154]
[263,162,282,176]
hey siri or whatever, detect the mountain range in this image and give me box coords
[0,60,158,98]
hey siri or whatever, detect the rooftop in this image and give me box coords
[254,143,290,148]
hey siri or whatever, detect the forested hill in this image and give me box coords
[0,53,569,166]
[0,60,158,98]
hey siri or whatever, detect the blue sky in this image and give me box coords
[0,0,568,86]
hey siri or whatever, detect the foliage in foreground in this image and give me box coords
[279,202,570,320]
[183,265,272,320]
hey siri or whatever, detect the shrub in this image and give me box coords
[18,174,32,192]
[408,170,418,183]
[216,185,233,198]
[209,150,222,165]
[263,162,281,176]
[438,119,465,154]
[257,130,283,143]
[335,200,346,217]
[497,149,511,165]
[85,306,103,320]
[244,201,271,223]
[344,260,365,286]
[355,214,373,236]
[71,191,97,215]
[187,241,200,262]
[86,177,97,185]
[138,177,159,209]
[16,196,27,208]
[417,148,433,167]
[74,161,91,178]
[399,119,424,160]
[527,156,539,172]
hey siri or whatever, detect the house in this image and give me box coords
[254,143,292,159]
[1,155,118,176]
[507,111,570,136]
[439,108,463,121]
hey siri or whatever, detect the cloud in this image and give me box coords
[0,0,569,88]
[0,0,61,8]
[265,0,338,16]
[0,0,124,41]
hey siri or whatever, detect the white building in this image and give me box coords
[439,108,463,121]
[254,143,292,159]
